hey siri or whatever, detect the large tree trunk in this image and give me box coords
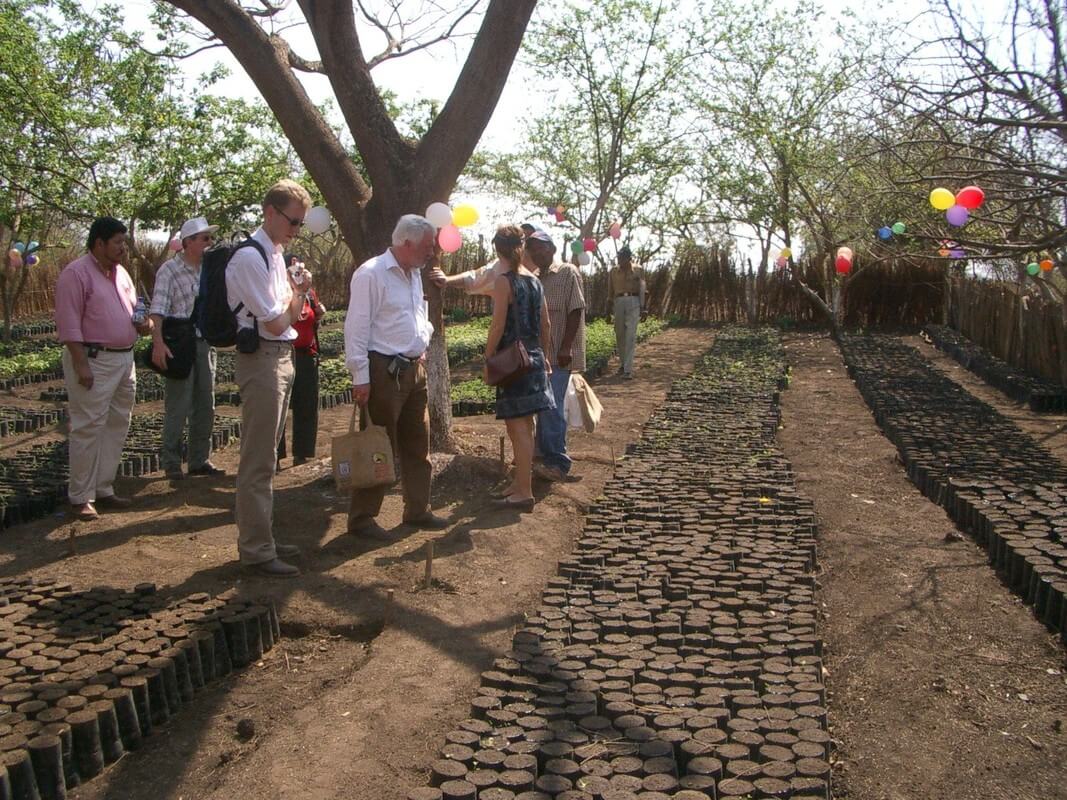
[423,255,454,453]
[162,0,537,450]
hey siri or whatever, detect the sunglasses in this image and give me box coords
[273,206,305,228]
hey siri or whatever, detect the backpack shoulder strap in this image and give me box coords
[230,238,272,319]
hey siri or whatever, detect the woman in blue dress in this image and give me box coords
[484,225,555,511]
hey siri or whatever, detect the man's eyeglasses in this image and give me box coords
[273,206,305,228]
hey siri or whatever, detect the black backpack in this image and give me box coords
[196,239,269,347]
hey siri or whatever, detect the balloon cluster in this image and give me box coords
[835,246,853,274]
[567,238,595,266]
[426,201,480,253]
[1025,254,1055,277]
[546,204,566,223]
[8,240,40,269]
[937,240,966,259]
[929,185,984,227]
[876,222,906,240]
[774,247,792,269]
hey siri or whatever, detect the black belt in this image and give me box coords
[85,343,133,352]
[615,293,638,298]
[370,350,417,363]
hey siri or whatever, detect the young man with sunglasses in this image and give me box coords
[150,216,225,481]
[226,179,313,577]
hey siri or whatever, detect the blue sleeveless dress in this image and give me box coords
[494,273,556,420]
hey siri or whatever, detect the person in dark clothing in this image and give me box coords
[277,254,326,469]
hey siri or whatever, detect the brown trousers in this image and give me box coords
[348,353,431,525]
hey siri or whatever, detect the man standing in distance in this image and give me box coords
[345,214,449,539]
[150,216,224,481]
[226,179,313,577]
[523,230,586,483]
[608,246,645,379]
[54,217,153,520]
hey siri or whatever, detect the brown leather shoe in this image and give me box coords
[347,520,397,541]
[402,512,449,530]
[247,558,300,578]
[95,494,132,510]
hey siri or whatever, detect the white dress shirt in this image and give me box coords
[345,248,434,384]
[225,227,296,342]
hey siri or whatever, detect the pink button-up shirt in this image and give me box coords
[54,253,138,348]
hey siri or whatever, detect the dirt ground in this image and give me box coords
[779,332,1067,800]
[0,326,714,800]
[5,326,1067,799]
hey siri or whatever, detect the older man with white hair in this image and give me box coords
[344,214,449,539]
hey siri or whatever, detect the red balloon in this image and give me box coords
[583,238,596,252]
[955,185,985,210]
[835,256,852,274]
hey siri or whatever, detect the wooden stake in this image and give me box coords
[68,524,77,556]
[610,444,616,470]
[499,435,506,472]
[424,541,435,588]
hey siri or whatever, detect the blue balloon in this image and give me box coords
[12,242,24,253]
[27,241,38,252]
[877,226,892,240]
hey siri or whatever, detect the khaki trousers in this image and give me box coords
[63,349,136,505]
[348,353,431,526]
[235,342,295,565]
[613,295,640,375]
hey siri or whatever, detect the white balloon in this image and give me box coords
[305,206,332,234]
[578,252,592,266]
[425,202,453,229]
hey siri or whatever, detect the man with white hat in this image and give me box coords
[149,216,225,480]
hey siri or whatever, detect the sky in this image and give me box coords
[111,0,1012,262]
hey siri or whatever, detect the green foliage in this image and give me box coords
[448,316,667,411]
[0,345,63,379]
[318,357,352,396]
[473,0,709,252]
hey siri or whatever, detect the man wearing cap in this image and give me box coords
[608,246,645,379]
[55,217,154,521]
[150,217,224,481]
[523,230,586,482]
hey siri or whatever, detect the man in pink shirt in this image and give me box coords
[54,217,153,521]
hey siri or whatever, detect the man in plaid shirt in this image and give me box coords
[149,216,225,481]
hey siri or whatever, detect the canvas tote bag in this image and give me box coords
[331,406,396,492]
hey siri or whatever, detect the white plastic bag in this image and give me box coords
[563,373,585,431]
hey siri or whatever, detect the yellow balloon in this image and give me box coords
[780,248,792,259]
[929,187,955,211]
[452,204,479,227]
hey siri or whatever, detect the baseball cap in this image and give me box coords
[179,216,219,241]
[526,230,555,249]
[618,246,632,258]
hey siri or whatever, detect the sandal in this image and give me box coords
[489,486,515,500]
[489,496,535,512]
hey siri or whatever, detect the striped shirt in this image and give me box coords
[539,261,586,372]
[150,255,201,319]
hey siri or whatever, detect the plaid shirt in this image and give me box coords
[150,255,201,319]
[539,261,586,372]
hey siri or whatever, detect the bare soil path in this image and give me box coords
[779,332,1067,800]
[0,326,715,800]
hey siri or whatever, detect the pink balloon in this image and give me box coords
[168,237,182,252]
[438,224,462,253]
[609,223,621,239]
[554,211,565,223]
[774,256,787,268]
